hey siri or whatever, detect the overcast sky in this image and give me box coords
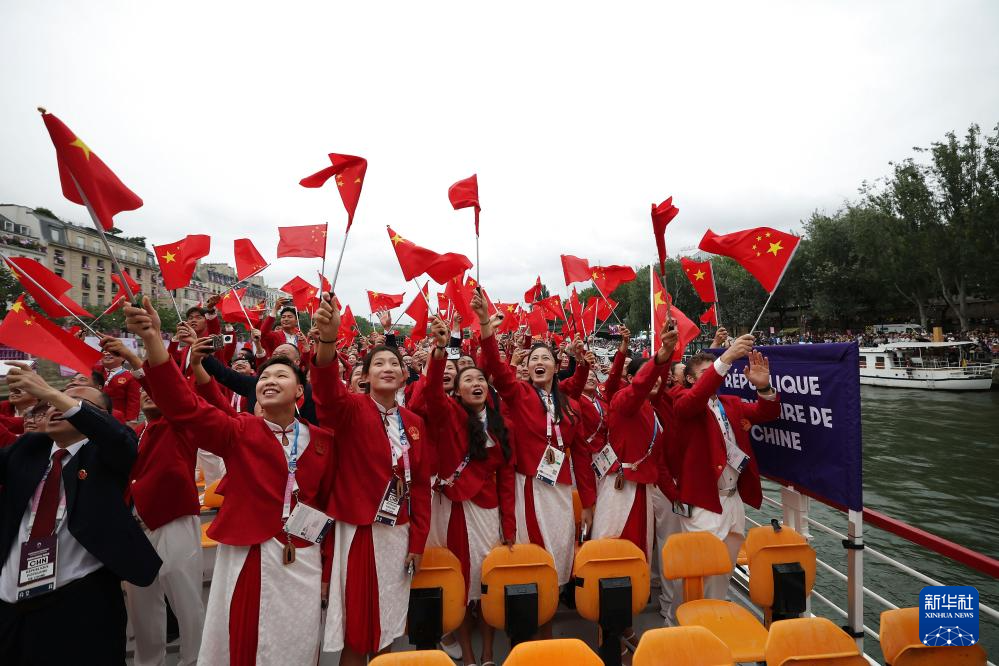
[2,1,997,320]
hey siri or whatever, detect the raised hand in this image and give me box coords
[618,326,631,353]
[711,326,730,349]
[744,349,772,390]
[188,337,217,366]
[377,310,392,331]
[314,293,341,342]
[430,316,449,348]
[720,334,755,364]
[655,322,680,363]
[100,336,142,368]
[124,296,162,341]
[470,289,488,323]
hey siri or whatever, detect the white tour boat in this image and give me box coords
[859,341,997,390]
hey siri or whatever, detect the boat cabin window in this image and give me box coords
[859,357,867,368]
[875,356,886,369]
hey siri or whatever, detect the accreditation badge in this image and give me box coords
[284,502,334,544]
[375,479,402,526]
[591,443,619,481]
[17,535,58,600]
[535,445,565,486]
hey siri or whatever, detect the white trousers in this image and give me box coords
[124,515,205,666]
[680,491,746,600]
[650,486,683,623]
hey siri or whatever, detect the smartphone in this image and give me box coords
[210,335,226,351]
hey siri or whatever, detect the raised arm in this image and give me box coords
[610,325,677,416]
[603,326,630,399]
[201,355,258,398]
[672,335,754,420]
[310,293,357,431]
[423,317,454,418]
[472,290,521,401]
[558,339,590,399]
[738,350,780,423]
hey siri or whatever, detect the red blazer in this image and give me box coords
[310,358,432,555]
[671,363,781,513]
[607,357,671,485]
[260,315,303,358]
[425,354,516,542]
[167,314,231,374]
[479,334,597,508]
[576,393,608,456]
[0,401,14,417]
[144,359,336,551]
[126,418,201,531]
[0,416,20,448]
[603,349,628,402]
[103,369,141,422]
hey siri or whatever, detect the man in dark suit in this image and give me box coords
[0,361,161,665]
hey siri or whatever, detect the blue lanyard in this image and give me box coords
[394,412,412,486]
[287,421,300,473]
[714,399,734,441]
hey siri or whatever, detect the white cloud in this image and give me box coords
[2,0,997,318]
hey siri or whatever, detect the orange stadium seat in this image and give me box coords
[408,547,466,637]
[504,638,603,665]
[368,649,455,665]
[480,544,559,644]
[200,479,223,510]
[632,626,735,666]
[765,617,865,665]
[744,525,816,626]
[663,531,768,662]
[879,607,986,665]
[200,522,217,548]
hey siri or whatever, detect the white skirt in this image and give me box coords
[428,494,502,603]
[198,539,322,666]
[591,474,654,562]
[323,520,411,654]
[514,472,575,585]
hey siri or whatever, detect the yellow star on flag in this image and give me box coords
[756,235,762,241]
[23,316,34,326]
[693,270,706,281]
[391,233,404,246]
[752,244,757,250]
[161,251,176,263]
[70,136,92,160]
[756,252,761,257]
[371,291,379,297]
[653,291,666,307]
[11,300,23,313]
[765,232,772,238]
[768,241,784,256]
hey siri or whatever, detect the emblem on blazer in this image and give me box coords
[315,441,327,455]
[117,376,128,385]
[408,426,420,441]
[740,418,751,432]
[78,469,88,480]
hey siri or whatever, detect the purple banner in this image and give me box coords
[712,342,863,511]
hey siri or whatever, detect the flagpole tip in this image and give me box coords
[37,106,47,114]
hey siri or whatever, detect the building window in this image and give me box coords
[96,259,105,272]
[92,241,100,253]
[55,269,64,278]
[82,293,90,307]
[97,276,105,292]
[98,294,104,305]
[81,275,91,290]
[136,268,143,279]
[81,256,90,269]
[53,249,65,266]
[76,237,85,249]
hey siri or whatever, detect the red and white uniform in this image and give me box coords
[424,353,516,603]
[260,315,302,358]
[591,358,671,562]
[123,401,204,666]
[144,359,336,666]
[310,358,432,655]
[103,366,141,422]
[478,335,596,585]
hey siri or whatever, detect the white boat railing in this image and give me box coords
[743,485,996,665]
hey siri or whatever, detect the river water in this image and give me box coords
[749,385,999,661]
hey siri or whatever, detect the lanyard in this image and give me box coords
[585,395,605,444]
[27,456,68,536]
[712,398,736,445]
[619,413,662,471]
[394,412,412,488]
[538,392,565,451]
[281,421,301,520]
[104,367,124,388]
[440,454,471,488]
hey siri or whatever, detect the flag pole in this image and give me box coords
[410,280,432,309]
[318,220,328,311]
[749,291,776,335]
[1,252,101,337]
[591,281,625,325]
[224,264,269,292]
[165,289,183,321]
[90,295,125,326]
[649,264,656,353]
[229,288,255,331]
[748,240,799,335]
[66,174,136,302]
[329,228,351,295]
[474,207,480,286]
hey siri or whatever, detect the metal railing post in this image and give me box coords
[846,508,865,652]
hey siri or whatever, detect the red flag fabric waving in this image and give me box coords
[299,153,367,229]
[651,196,679,269]
[367,290,405,313]
[280,277,319,312]
[277,224,328,259]
[40,111,142,231]
[234,239,268,280]
[436,292,453,318]
[582,296,618,333]
[219,288,249,325]
[448,174,480,235]
[652,274,699,362]
[567,289,586,336]
[591,264,636,296]
[386,227,472,284]
[444,275,474,326]
[524,276,543,304]
[0,296,101,374]
[698,227,801,293]
[680,257,717,302]
[534,295,565,321]
[154,235,211,290]
[560,254,591,286]
[5,257,91,319]
[110,270,141,296]
[525,307,548,336]
[404,283,430,341]
[494,302,520,333]
[338,305,358,343]
[700,304,718,326]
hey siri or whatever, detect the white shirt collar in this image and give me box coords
[50,439,88,459]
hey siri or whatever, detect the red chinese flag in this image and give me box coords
[317,273,332,295]
[436,292,453,318]
[652,274,699,362]
[680,257,717,302]
[535,295,565,321]
[651,196,679,269]
[448,174,481,235]
[591,264,636,296]
[444,275,474,325]
[494,302,520,333]
[277,224,328,259]
[560,254,591,286]
[567,289,586,336]
[5,257,91,319]
[404,283,430,341]
[367,290,405,313]
[338,305,358,343]
[280,277,319,312]
[234,239,268,280]
[299,153,367,229]
[698,227,801,293]
[0,296,101,374]
[219,288,248,324]
[40,111,142,231]
[583,296,618,326]
[524,276,543,304]
[101,294,128,316]
[154,235,211,290]
[110,270,141,296]
[387,227,472,283]
[525,307,548,336]
[700,304,718,326]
